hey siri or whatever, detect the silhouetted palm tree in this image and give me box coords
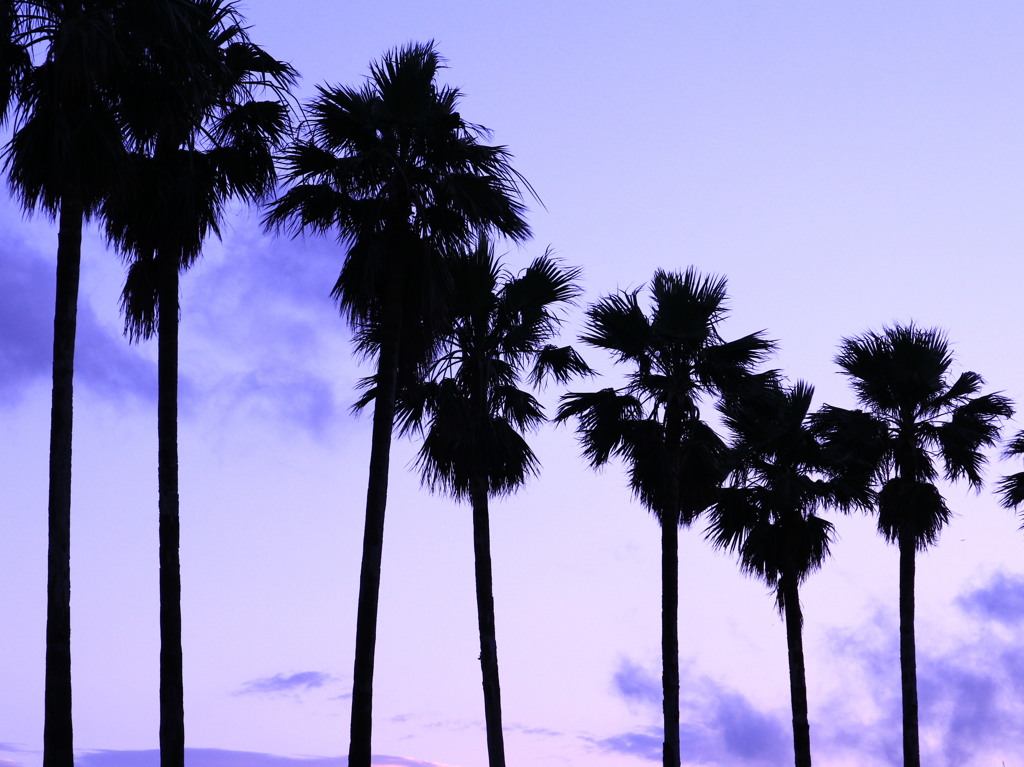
[101,4,295,766]
[264,42,533,767]
[556,268,774,767]
[812,324,1012,767]
[2,4,197,764]
[707,380,863,767]
[381,240,589,767]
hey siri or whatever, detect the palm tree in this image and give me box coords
[379,240,589,767]
[264,42,534,767]
[556,268,774,767]
[707,380,864,767]
[812,324,1012,767]
[100,5,295,766]
[2,4,197,764]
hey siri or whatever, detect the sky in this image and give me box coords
[3,2,1024,765]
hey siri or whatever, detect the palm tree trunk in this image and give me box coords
[349,270,404,767]
[781,573,811,767]
[662,515,680,767]
[899,525,920,767]
[469,478,507,767]
[158,251,185,767]
[43,199,83,767]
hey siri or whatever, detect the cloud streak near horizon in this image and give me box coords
[235,671,334,696]
[74,749,454,767]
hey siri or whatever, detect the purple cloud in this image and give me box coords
[0,245,158,406]
[955,571,1024,626]
[235,671,333,695]
[75,750,455,767]
[590,729,663,761]
[601,658,790,765]
[612,658,661,707]
[817,583,1024,766]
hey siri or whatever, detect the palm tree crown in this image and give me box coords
[558,268,774,523]
[266,40,534,374]
[393,239,590,496]
[814,324,1012,546]
[708,380,855,612]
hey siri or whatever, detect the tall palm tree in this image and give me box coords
[812,324,1012,767]
[2,4,196,764]
[100,5,295,766]
[556,268,774,767]
[264,42,534,767]
[380,240,589,767]
[707,380,864,767]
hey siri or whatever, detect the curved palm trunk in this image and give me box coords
[662,515,680,767]
[43,199,83,767]
[158,252,185,767]
[781,573,811,767]
[898,525,920,767]
[349,271,404,767]
[469,478,507,767]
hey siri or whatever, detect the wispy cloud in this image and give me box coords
[955,571,1024,626]
[0,244,157,407]
[235,671,334,696]
[598,657,790,764]
[75,749,459,767]
[819,571,1024,766]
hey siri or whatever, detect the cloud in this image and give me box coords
[235,671,334,696]
[955,571,1024,626]
[816,575,1024,766]
[0,242,157,407]
[598,658,790,765]
[74,750,456,767]
[590,729,663,761]
[612,658,661,708]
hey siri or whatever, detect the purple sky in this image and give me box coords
[3,2,1024,766]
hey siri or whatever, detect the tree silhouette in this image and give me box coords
[557,268,773,767]
[2,4,200,763]
[100,4,295,765]
[380,239,589,767]
[707,379,864,767]
[264,42,534,767]
[812,324,1012,767]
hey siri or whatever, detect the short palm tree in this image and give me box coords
[707,380,864,767]
[100,4,295,766]
[812,324,1012,767]
[3,4,199,764]
[556,268,774,767]
[264,42,533,767]
[382,240,589,767]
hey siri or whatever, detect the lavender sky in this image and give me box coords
[3,2,1024,766]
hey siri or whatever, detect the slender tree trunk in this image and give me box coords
[662,516,680,767]
[158,253,185,767]
[348,271,404,767]
[43,200,83,767]
[899,525,920,767]
[469,479,507,767]
[781,573,811,767]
